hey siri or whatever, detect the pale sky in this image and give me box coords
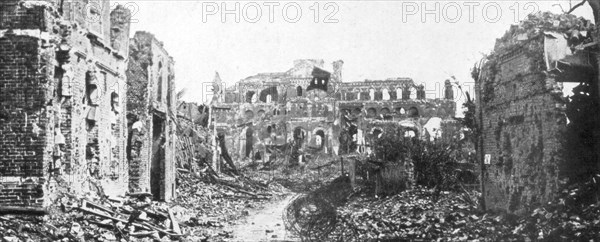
[113,1,594,103]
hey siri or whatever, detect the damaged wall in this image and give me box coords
[215,60,342,164]
[0,0,131,207]
[126,31,177,201]
[477,12,597,214]
[213,59,458,165]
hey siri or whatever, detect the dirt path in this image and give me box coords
[227,194,300,242]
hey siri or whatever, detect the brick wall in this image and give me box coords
[0,0,131,208]
[126,31,177,201]
[126,56,150,193]
[478,37,566,214]
[0,0,55,208]
[0,34,52,207]
[0,2,50,31]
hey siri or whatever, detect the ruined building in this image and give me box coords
[126,32,177,201]
[0,0,131,208]
[476,12,598,214]
[212,59,457,164]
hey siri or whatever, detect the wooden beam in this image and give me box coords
[78,206,149,231]
[168,208,182,235]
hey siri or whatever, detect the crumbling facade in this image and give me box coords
[0,0,131,208]
[213,59,457,164]
[336,78,457,154]
[477,13,598,214]
[126,32,177,201]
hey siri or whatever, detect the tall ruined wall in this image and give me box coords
[126,31,176,201]
[126,51,150,193]
[0,0,131,207]
[478,36,566,214]
[477,12,597,214]
[0,2,55,207]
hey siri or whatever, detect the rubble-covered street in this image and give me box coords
[227,194,299,241]
[0,168,294,241]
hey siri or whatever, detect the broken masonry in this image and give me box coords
[476,12,600,214]
[0,0,178,210]
[211,59,459,168]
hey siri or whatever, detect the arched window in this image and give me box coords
[409,87,417,99]
[380,108,390,115]
[260,86,278,102]
[360,92,369,100]
[367,107,377,118]
[382,88,390,100]
[381,108,391,120]
[294,127,306,140]
[402,88,410,100]
[315,130,325,147]
[110,92,119,113]
[396,88,402,100]
[409,107,419,117]
[245,110,254,119]
[369,88,375,101]
[346,92,356,101]
[296,86,303,97]
[246,91,256,103]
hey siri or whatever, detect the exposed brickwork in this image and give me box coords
[0,2,51,31]
[0,0,131,208]
[213,59,457,164]
[126,31,177,201]
[126,55,150,193]
[477,35,570,214]
[0,34,52,207]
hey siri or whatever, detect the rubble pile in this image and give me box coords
[505,175,600,241]
[0,195,184,242]
[170,171,287,241]
[329,187,492,241]
[264,157,343,193]
[0,215,58,242]
[0,169,290,242]
[327,179,600,241]
[495,11,595,52]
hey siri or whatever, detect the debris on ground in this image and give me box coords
[326,182,600,241]
[0,168,289,242]
[0,194,183,241]
[169,170,288,241]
